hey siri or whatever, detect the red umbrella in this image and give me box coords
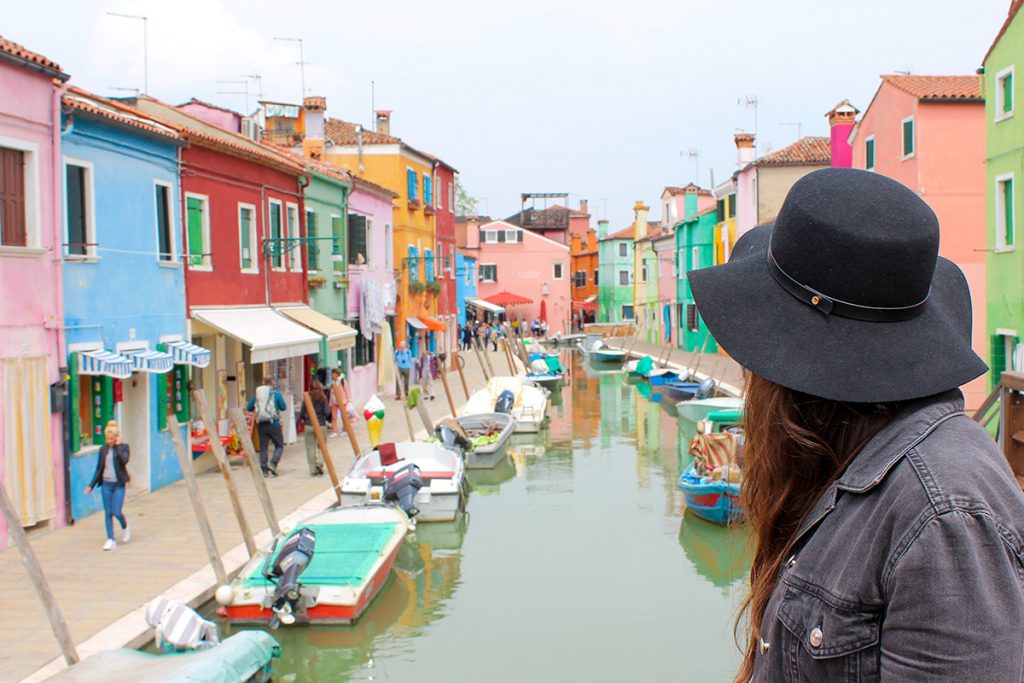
[539,299,547,323]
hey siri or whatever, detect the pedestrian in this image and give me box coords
[247,376,286,477]
[483,323,492,351]
[328,368,341,437]
[540,320,548,338]
[689,168,1024,681]
[417,347,436,400]
[395,340,413,400]
[491,323,501,351]
[84,420,130,550]
[298,379,329,476]
[511,319,519,338]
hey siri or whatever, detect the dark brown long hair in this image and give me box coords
[309,379,326,405]
[734,373,906,682]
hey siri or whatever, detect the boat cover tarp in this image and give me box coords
[244,523,399,588]
[44,631,279,683]
[635,356,654,376]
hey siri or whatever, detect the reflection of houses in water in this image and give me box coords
[677,512,753,593]
[598,373,637,448]
[394,513,468,632]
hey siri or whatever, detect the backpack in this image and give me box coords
[255,385,279,423]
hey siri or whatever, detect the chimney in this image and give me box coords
[597,219,609,240]
[579,199,589,215]
[302,96,326,160]
[825,100,859,168]
[735,133,756,167]
[375,110,392,137]
[467,217,480,249]
[633,201,650,240]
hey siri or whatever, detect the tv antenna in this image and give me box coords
[217,79,249,112]
[739,94,759,155]
[274,36,308,98]
[683,148,701,183]
[107,12,148,94]
[241,73,263,102]
[780,121,802,140]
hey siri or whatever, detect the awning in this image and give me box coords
[485,291,533,306]
[277,306,358,351]
[466,297,505,314]
[166,340,212,368]
[78,350,133,379]
[124,349,174,374]
[191,307,322,363]
[418,313,446,333]
[572,300,598,312]
[584,294,597,304]
[406,317,427,330]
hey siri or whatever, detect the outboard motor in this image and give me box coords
[494,389,516,414]
[264,527,316,628]
[383,462,423,518]
[693,378,716,400]
[435,422,471,454]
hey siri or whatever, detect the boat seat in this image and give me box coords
[378,442,400,466]
[365,469,454,480]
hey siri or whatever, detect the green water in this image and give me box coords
[208,354,752,682]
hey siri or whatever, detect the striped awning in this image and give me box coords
[125,349,174,374]
[406,317,427,330]
[166,340,212,368]
[78,350,133,379]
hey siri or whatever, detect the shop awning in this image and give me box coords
[485,291,532,306]
[191,307,321,363]
[78,350,133,379]
[124,349,174,374]
[466,297,505,314]
[584,294,597,304]
[417,308,447,333]
[572,300,598,312]
[166,340,212,368]
[406,317,427,330]
[277,306,358,351]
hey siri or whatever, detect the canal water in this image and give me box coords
[205,353,751,682]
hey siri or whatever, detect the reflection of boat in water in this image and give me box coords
[466,454,517,493]
[677,510,753,590]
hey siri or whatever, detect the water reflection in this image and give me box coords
[678,511,753,592]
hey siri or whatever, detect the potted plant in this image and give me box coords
[308,274,328,289]
[408,280,425,295]
[425,281,442,296]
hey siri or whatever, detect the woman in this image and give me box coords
[417,348,436,401]
[84,420,130,550]
[689,168,1024,681]
[298,379,330,476]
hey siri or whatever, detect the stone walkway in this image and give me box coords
[7,348,502,683]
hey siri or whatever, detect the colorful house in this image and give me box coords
[652,232,676,346]
[455,251,478,326]
[430,156,458,347]
[712,178,737,265]
[504,198,591,245]
[597,220,635,323]
[632,203,663,345]
[675,206,719,353]
[984,1,1024,391]
[60,89,193,519]
[569,229,599,330]
[851,74,986,408]
[0,38,69,543]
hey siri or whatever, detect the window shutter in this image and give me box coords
[902,120,914,156]
[68,352,80,454]
[186,197,205,265]
[516,230,523,242]
[866,139,875,169]
[1005,179,1015,246]
[156,366,168,432]
[992,335,1007,385]
[92,376,114,445]
[1005,72,1014,113]
[0,148,26,246]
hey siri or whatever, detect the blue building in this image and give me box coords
[61,89,205,520]
[456,251,477,325]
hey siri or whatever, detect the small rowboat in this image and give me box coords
[219,504,410,625]
[452,412,516,469]
[677,414,745,526]
[648,369,680,386]
[662,380,702,401]
[525,372,562,389]
[676,397,744,425]
[678,465,743,526]
[593,347,627,364]
[464,376,550,433]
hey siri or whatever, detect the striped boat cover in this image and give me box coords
[78,350,133,379]
[125,349,174,373]
[688,430,738,473]
[145,596,220,650]
[167,340,212,368]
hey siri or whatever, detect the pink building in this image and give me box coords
[473,220,571,334]
[850,74,986,408]
[345,176,399,408]
[0,38,69,545]
[653,232,677,345]
[176,98,242,133]
[659,184,714,227]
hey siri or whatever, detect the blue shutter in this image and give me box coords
[408,245,418,279]
[424,175,433,205]
[407,169,417,201]
[425,249,434,282]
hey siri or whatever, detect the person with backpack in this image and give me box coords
[247,376,287,477]
[298,379,330,476]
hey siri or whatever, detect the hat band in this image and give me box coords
[767,249,929,322]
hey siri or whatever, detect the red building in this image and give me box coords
[431,157,458,346]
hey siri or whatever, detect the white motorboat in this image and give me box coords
[342,442,466,522]
[450,412,516,469]
[676,396,744,424]
[463,376,549,433]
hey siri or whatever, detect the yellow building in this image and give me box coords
[712,180,738,266]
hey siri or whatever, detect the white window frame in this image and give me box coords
[63,156,96,259]
[900,115,915,160]
[385,224,393,270]
[864,135,876,171]
[239,202,259,274]
[423,172,432,206]
[153,179,176,264]
[691,246,699,271]
[184,192,212,271]
[0,136,41,253]
[997,65,1015,122]
[434,174,441,209]
[268,198,285,271]
[449,181,455,213]
[479,262,497,283]
[448,244,454,274]
[996,172,1016,252]
[483,230,499,244]
[505,229,520,243]
[618,242,628,257]
[641,261,647,283]
[552,262,564,280]
[330,213,343,273]
[618,269,629,286]
[286,202,300,271]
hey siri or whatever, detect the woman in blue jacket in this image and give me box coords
[84,420,130,550]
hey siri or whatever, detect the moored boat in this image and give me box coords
[464,376,549,433]
[447,412,515,469]
[662,379,702,401]
[218,504,410,626]
[648,368,680,386]
[677,415,745,526]
[592,346,627,364]
[676,397,744,425]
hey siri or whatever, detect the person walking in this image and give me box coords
[483,323,492,352]
[689,168,1024,682]
[328,368,342,437]
[491,323,501,351]
[84,420,130,550]
[395,341,413,400]
[417,348,436,400]
[247,376,286,477]
[298,379,330,476]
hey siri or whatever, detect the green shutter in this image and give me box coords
[1005,179,1015,246]
[306,211,319,271]
[1004,72,1014,114]
[93,377,114,445]
[270,204,282,268]
[240,207,252,270]
[156,370,168,432]
[68,352,80,454]
[902,119,914,156]
[175,365,190,423]
[866,139,875,169]
[186,196,204,266]
[332,215,344,274]
[992,335,1008,385]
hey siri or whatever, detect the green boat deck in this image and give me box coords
[244,522,399,588]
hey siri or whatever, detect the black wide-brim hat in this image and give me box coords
[688,167,986,403]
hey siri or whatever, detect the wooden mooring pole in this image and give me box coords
[331,384,363,458]
[227,408,280,536]
[439,360,458,416]
[303,392,344,506]
[452,352,470,400]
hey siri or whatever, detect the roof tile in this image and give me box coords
[881,75,981,101]
[0,36,65,78]
[64,87,181,142]
[755,136,831,167]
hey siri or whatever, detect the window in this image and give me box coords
[464,260,473,285]
[483,230,499,244]
[155,182,174,262]
[997,66,1015,121]
[425,249,434,282]
[622,305,635,320]
[618,242,628,257]
[304,209,318,272]
[406,168,418,202]
[865,136,876,171]
[641,262,648,283]
[385,224,393,270]
[239,204,258,272]
[716,198,725,222]
[268,199,284,270]
[348,212,369,265]
[618,270,629,286]
[505,229,522,242]
[593,269,599,286]
[553,262,564,280]
[901,116,914,158]
[448,245,454,274]
[286,204,300,270]
[996,173,1015,251]
[0,146,30,247]
[479,263,497,282]
[65,161,93,257]
[353,324,376,367]
[687,303,700,332]
[331,215,344,273]
[991,331,1020,384]
[434,175,441,208]
[691,247,699,271]
[575,270,586,288]
[157,361,190,430]
[423,174,433,206]
[449,181,455,212]
[185,194,211,269]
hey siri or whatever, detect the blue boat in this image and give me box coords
[648,370,680,386]
[662,380,701,401]
[677,464,743,525]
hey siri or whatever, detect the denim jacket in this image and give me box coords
[753,390,1024,682]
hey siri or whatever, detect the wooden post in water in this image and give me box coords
[331,384,362,458]
[192,390,257,557]
[691,334,711,379]
[439,362,458,416]
[452,351,470,399]
[0,484,78,666]
[227,408,280,536]
[302,392,344,506]
[501,338,515,375]
[402,400,418,440]
[168,416,228,586]
[472,341,490,381]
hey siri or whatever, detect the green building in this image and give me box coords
[597,220,636,323]
[634,233,660,343]
[675,206,719,353]
[984,3,1024,384]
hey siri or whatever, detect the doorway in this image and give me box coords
[118,373,151,497]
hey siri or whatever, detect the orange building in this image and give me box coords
[570,229,599,329]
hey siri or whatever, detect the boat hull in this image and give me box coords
[675,397,744,424]
[677,465,743,526]
[465,448,508,469]
[663,381,701,401]
[342,485,463,523]
[593,350,626,363]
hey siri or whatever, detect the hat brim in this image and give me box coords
[688,225,987,403]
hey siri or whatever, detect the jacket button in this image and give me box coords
[786,555,797,569]
[809,627,823,648]
[759,638,770,654]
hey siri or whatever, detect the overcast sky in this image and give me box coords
[3,0,1009,227]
